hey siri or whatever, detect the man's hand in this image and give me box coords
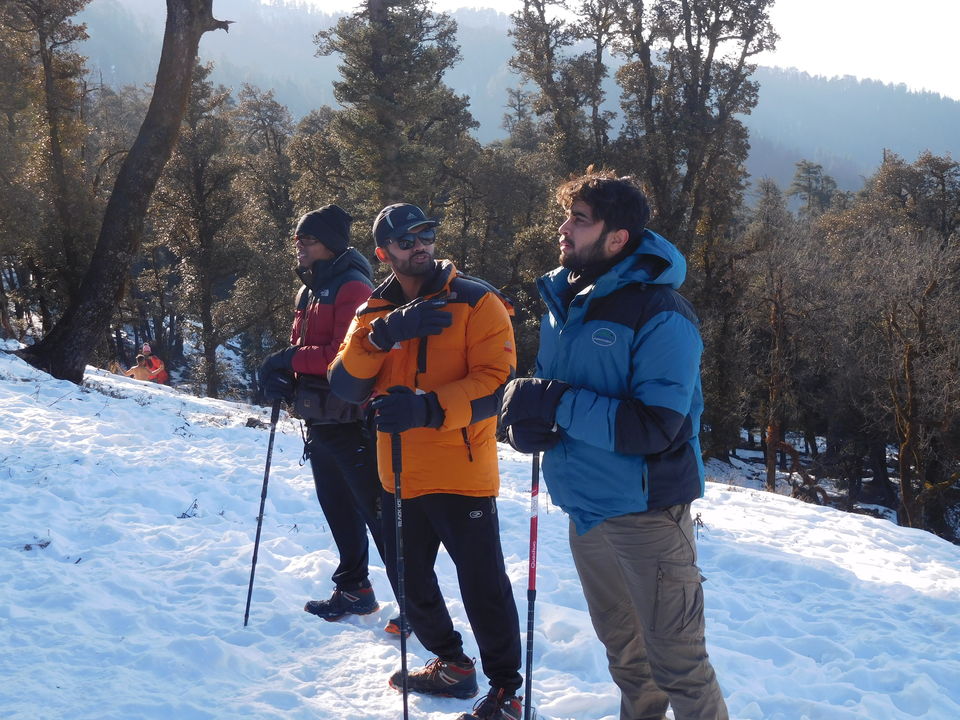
[499,378,571,454]
[258,348,297,402]
[371,386,444,433]
[505,419,562,453]
[262,370,295,403]
[369,297,452,350]
[500,377,571,428]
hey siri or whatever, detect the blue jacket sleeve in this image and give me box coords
[554,311,702,456]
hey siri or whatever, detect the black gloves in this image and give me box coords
[371,386,445,433]
[369,297,453,350]
[262,371,295,403]
[506,422,561,454]
[500,377,571,427]
[258,347,297,403]
[499,378,571,453]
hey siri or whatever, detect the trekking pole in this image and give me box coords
[244,399,281,627]
[524,452,540,720]
[391,432,410,720]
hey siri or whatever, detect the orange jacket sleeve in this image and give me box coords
[433,292,515,431]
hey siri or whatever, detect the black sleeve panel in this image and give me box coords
[328,362,376,404]
[614,400,692,457]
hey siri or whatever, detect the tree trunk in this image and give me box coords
[867,440,896,506]
[765,420,779,492]
[26,258,52,334]
[16,0,231,382]
[765,293,786,492]
[199,275,220,398]
[894,342,919,527]
[203,336,219,398]
[0,281,12,339]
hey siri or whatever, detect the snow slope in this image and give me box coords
[1,342,958,719]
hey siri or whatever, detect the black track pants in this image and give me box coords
[381,490,522,694]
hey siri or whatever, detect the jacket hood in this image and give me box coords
[630,228,687,289]
[540,228,687,303]
[296,247,373,290]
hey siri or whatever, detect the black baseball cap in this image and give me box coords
[372,203,439,247]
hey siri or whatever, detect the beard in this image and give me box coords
[560,232,609,271]
[385,245,436,277]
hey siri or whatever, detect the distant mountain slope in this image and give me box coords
[747,66,960,190]
[78,0,959,193]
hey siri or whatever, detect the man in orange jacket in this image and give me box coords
[141,343,168,384]
[329,203,523,720]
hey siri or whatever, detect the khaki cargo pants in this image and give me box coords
[569,504,728,720]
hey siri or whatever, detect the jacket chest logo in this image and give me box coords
[319,289,330,297]
[591,327,617,347]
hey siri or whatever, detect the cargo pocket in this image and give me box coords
[650,561,706,640]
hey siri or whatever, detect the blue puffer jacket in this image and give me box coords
[536,229,705,535]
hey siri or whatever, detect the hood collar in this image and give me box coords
[296,247,373,289]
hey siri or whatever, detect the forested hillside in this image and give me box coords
[2,0,958,547]
[76,0,960,192]
[748,66,960,190]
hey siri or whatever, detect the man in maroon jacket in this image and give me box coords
[258,204,389,622]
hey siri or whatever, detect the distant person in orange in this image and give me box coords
[124,355,154,382]
[141,343,169,384]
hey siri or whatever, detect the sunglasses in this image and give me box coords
[388,228,437,250]
[294,234,322,246]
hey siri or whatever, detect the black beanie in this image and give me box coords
[294,204,353,255]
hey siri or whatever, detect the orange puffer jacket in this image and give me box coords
[329,260,516,499]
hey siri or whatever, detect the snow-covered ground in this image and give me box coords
[2,341,959,720]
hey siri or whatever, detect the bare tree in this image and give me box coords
[822,153,960,537]
[613,0,777,248]
[16,0,231,383]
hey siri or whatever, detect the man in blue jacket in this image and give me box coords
[499,170,728,720]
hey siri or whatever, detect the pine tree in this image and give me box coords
[16,0,232,383]
[1,0,96,313]
[787,160,837,219]
[231,83,299,385]
[151,62,245,399]
[308,0,479,235]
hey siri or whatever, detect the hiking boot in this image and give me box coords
[456,687,523,720]
[303,586,378,621]
[389,656,479,699]
[385,616,412,638]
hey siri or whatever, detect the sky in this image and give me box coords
[3,340,960,719]
[297,0,960,101]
